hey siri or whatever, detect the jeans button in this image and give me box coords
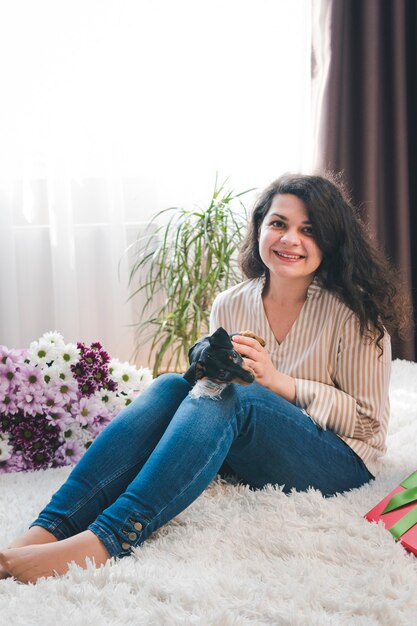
[128,532,137,541]
[122,542,130,550]
[134,522,143,531]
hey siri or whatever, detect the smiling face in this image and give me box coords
[258,193,323,286]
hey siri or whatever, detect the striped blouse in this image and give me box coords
[209,277,391,477]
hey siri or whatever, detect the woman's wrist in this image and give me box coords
[265,370,296,404]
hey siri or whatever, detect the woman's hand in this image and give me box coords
[232,335,296,403]
[232,335,276,389]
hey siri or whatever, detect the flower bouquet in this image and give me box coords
[0,332,152,473]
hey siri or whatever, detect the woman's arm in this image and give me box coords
[231,315,391,441]
[293,314,391,438]
[231,334,296,403]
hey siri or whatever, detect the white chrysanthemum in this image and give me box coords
[40,331,65,347]
[109,359,152,393]
[42,363,76,386]
[95,388,122,414]
[0,434,13,462]
[62,421,91,444]
[116,389,137,409]
[93,388,137,416]
[107,358,119,377]
[27,340,59,367]
[109,359,142,392]
[137,367,153,392]
[54,343,80,369]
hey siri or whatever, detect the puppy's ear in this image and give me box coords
[188,334,208,364]
[208,327,232,349]
[188,341,199,362]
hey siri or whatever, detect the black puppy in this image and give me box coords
[183,327,264,398]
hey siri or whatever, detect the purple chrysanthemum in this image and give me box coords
[89,410,112,437]
[9,415,61,471]
[71,341,117,398]
[0,392,19,416]
[54,439,85,466]
[0,347,25,367]
[50,379,79,405]
[0,450,30,474]
[1,335,151,473]
[0,359,18,386]
[15,387,46,417]
[19,364,45,390]
[72,396,103,427]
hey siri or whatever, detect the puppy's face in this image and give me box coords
[188,327,255,385]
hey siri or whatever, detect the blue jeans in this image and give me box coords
[32,374,372,557]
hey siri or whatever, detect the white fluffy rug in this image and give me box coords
[1,360,417,626]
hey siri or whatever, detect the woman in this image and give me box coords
[0,173,409,583]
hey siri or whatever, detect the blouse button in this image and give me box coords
[122,542,130,550]
[128,532,137,541]
[134,522,143,531]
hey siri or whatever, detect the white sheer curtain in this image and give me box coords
[0,0,312,366]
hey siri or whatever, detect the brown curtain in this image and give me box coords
[313,0,417,360]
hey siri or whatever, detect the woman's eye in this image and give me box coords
[303,227,314,236]
[271,220,285,228]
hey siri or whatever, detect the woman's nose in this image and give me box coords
[281,229,300,245]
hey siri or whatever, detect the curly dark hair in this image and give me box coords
[239,173,411,353]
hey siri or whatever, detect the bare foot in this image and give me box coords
[0,530,110,584]
[0,566,9,580]
[0,526,57,580]
[8,525,58,549]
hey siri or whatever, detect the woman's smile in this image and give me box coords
[273,250,306,262]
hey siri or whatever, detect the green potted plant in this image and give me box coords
[127,176,254,376]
